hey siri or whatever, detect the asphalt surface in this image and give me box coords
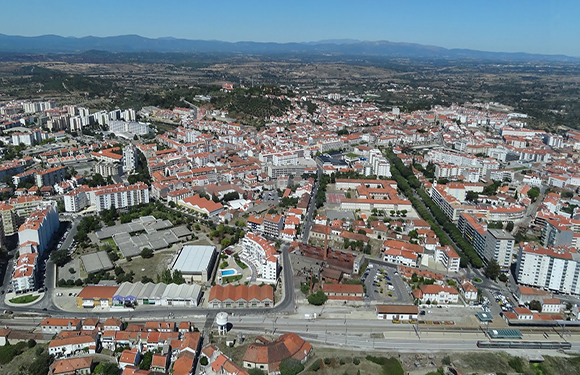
[301,164,321,244]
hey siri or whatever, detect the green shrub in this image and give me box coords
[307,291,328,305]
[309,359,322,372]
[508,357,526,373]
[353,357,360,365]
[324,358,331,365]
[279,357,304,375]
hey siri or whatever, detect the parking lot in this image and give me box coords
[361,263,412,303]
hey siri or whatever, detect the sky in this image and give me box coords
[2,0,580,56]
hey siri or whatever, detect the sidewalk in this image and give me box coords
[4,291,45,307]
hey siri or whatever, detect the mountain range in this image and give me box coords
[0,33,577,62]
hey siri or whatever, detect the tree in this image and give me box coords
[140,248,154,259]
[50,249,70,267]
[139,351,153,370]
[200,356,209,366]
[98,362,120,375]
[529,300,542,312]
[221,238,231,248]
[484,259,501,280]
[172,270,185,284]
[465,191,479,202]
[499,273,508,282]
[279,357,305,375]
[527,187,540,202]
[307,291,328,306]
[505,221,514,232]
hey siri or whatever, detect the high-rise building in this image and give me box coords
[484,229,515,268]
[123,145,138,172]
[516,243,580,294]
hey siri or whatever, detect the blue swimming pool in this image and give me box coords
[221,269,236,276]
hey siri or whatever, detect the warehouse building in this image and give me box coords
[171,245,217,283]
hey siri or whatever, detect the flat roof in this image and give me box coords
[476,311,494,322]
[172,245,216,274]
[80,251,114,274]
[487,228,515,240]
[488,328,522,339]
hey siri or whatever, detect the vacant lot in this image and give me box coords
[120,251,176,282]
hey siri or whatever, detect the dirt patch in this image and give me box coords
[121,251,176,282]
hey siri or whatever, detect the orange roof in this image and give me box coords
[50,357,93,374]
[77,285,118,300]
[208,284,273,302]
[242,333,312,371]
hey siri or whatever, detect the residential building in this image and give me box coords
[12,252,37,293]
[515,243,580,294]
[36,166,67,187]
[242,333,312,374]
[413,284,459,304]
[484,229,515,268]
[48,335,97,357]
[49,357,94,375]
[18,201,59,255]
[178,194,224,217]
[41,318,82,334]
[434,246,461,273]
[240,233,279,283]
[263,213,283,239]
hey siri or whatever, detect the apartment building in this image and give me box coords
[263,214,283,239]
[93,182,149,212]
[64,182,150,213]
[515,243,580,294]
[240,233,279,283]
[109,120,150,136]
[12,252,37,293]
[0,195,43,235]
[35,165,67,187]
[484,229,515,268]
[434,246,461,273]
[18,201,59,255]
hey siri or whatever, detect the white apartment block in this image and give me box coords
[63,182,149,213]
[12,252,37,293]
[109,120,150,136]
[91,182,150,212]
[516,243,580,295]
[123,145,138,172]
[434,246,461,273]
[64,189,89,212]
[240,233,279,283]
[18,201,59,256]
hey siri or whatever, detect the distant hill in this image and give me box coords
[0,33,577,62]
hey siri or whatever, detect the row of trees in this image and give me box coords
[315,175,330,208]
[386,150,482,268]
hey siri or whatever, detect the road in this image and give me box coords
[301,163,322,244]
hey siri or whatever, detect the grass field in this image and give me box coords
[9,294,39,304]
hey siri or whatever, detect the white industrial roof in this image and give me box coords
[172,245,216,274]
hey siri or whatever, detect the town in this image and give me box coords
[0,85,580,375]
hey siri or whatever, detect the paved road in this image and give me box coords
[301,164,322,244]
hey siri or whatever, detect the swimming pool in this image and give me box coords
[221,269,237,276]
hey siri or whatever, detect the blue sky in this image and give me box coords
[3,0,580,56]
